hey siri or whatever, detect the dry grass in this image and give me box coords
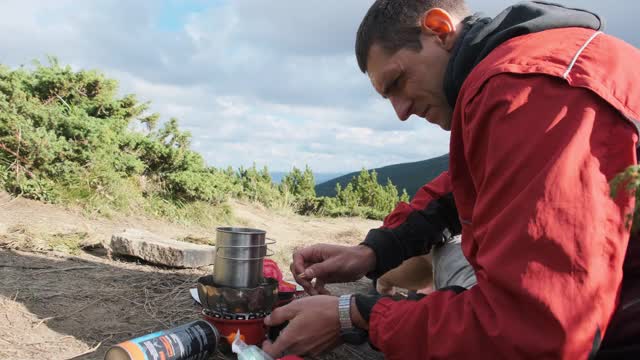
[0,249,202,359]
[333,228,364,244]
[0,296,89,360]
[0,225,96,255]
[0,248,382,360]
[0,192,384,359]
[179,234,216,246]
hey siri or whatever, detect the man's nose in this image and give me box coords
[389,95,411,121]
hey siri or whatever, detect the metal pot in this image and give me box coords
[213,227,274,288]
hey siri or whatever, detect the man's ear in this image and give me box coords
[420,8,458,50]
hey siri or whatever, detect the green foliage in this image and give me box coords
[280,165,317,214]
[166,169,237,204]
[236,164,283,208]
[400,189,410,203]
[281,165,315,199]
[313,168,409,220]
[0,59,147,202]
[0,59,235,226]
[610,164,640,233]
[0,58,412,224]
[47,232,87,255]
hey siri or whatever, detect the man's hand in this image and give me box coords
[291,244,376,295]
[262,295,341,357]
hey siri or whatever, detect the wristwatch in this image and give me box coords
[338,294,368,345]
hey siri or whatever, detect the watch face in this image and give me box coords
[340,328,369,345]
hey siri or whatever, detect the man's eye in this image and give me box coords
[388,79,398,91]
[388,76,402,93]
[381,75,402,99]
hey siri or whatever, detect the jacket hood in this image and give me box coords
[443,1,603,108]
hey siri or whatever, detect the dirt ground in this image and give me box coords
[0,192,383,360]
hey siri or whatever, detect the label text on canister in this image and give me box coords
[105,320,219,360]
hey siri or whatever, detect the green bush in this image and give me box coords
[0,59,236,226]
[312,169,410,220]
[611,165,640,233]
[280,165,316,213]
[0,58,414,224]
[234,164,282,208]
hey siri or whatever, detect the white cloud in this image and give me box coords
[0,0,636,173]
[111,69,449,173]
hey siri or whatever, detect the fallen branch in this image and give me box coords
[0,143,35,178]
[15,128,21,179]
[0,143,31,167]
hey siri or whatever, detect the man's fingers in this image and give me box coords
[264,303,297,327]
[292,250,308,276]
[303,261,332,282]
[305,285,319,296]
[299,264,329,295]
[292,245,326,275]
[314,279,331,295]
[292,264,317,295]
[291,250,317,295]
[291,245,341,295]
[262,322,300,358]
[290,262,313,292]
[262,337,294,358]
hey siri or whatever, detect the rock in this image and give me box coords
[110,229,215,268]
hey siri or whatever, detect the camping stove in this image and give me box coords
[197,275,279,345]
[197,227,285,347]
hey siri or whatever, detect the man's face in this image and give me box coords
[367,35,453,130]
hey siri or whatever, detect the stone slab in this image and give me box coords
[110,229,215,268]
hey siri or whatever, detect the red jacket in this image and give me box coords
[365,28,640,359]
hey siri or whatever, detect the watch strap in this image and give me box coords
[338,294,353,330]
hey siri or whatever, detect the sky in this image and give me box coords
[0,0,638,173]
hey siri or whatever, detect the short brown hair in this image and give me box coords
[355,0,470,73]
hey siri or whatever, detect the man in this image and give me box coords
[262,1,640,358]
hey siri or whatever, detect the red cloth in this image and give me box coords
[263,259,296,292]
[263,259,283,282]
[369,28,640,359]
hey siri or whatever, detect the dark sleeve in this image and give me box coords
[354,285,467,321]
[361,171,460,278]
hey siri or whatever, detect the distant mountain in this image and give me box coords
[271,171,345,185]
[315,154,449,198]
[314,172,346,184]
